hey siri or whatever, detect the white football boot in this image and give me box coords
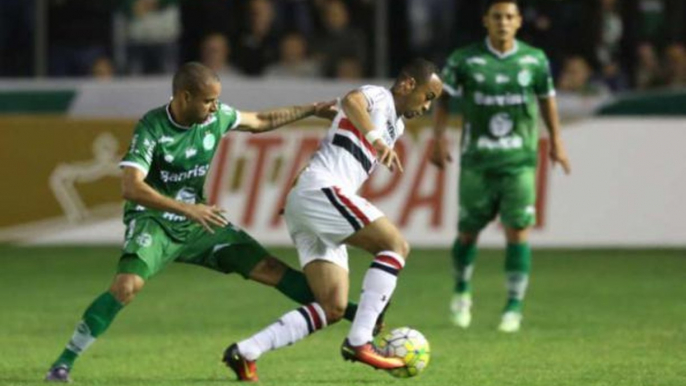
[498,311,522,333]
[450,293,472,328]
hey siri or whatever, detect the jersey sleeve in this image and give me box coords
[359,86,390,141]
[534,52,556,98]
[218,102,242,135]
[441,50,465,97]
[119,120,157,176]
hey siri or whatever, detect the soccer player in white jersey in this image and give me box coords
[224,59,443,381]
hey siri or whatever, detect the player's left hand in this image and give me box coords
[313,100,338,120]
[550,139,571,174]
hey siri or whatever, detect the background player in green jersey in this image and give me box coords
[45,62,367,382]
[431,0,571,332]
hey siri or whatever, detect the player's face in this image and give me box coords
[183,80,221,124]
[484,3,522,43]
[399,74,443,119]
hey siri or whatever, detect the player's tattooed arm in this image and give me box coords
[236,100,337,133]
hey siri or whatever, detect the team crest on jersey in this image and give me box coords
[136,233,152,247]
[489,112,513,137]
[518,70,533,87]
[203,133,216,150]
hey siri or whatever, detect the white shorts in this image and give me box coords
[284,185,384,270]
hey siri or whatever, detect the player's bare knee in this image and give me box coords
[321,303,346,324]
[250,256,287,285]
[110,275,144,305]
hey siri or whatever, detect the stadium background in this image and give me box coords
[1,1,685,385]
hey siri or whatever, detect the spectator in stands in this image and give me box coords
[334,56,364,80]
[234,0,280,76]
[91,56,115,80]
[312,0,367,78]
[663,42,686,88]
[199,33,242,78]
[635,42,663,89]
[48,0,114,77]
[123,0,180,75]
[557,55,609,96]
[265,32,320,78]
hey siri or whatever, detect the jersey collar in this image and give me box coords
[166,102,192,130]
[485,37,519,59]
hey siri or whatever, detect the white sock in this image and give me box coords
[237,303,326,361]
[506,272,529,302]
[66,321,96,355]
[347,251,405,346]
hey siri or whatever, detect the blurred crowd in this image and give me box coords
[0,0,685,94]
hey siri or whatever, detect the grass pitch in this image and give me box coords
[0,246,684,386]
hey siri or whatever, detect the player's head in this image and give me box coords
[392,58,443,119]
[483,0,522,44]
[172,62,221,124]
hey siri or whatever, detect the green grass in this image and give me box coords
[1,246,685,385]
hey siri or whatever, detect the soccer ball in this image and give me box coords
[377,327,430,378]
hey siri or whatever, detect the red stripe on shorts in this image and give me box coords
[333,187,371,225]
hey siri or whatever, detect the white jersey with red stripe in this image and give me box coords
[297,85,405,192]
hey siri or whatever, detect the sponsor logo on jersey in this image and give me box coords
[164,154,174,163]
[386,120,397,142]
[518,70,533,87]
[489,113,513,137]
[161,188,197,222]
[474,92,526,106]
[477,135,523,150]
[159,136,174,144]
[518,55,540,65]
[203,133,216,150]
[185,147,197,159]
[496,74,511,84]
[473,73,486,83]
[467,57,487,65]
[136,233,152,247]
[159,164,209,183]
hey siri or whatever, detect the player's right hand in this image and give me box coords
[373,139,403,173]
[429,136,453,170]
[184,204,229,233]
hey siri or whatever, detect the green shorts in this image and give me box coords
[117,218,270,280]
[458,167,536,233]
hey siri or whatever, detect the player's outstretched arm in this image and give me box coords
[235,100,337,133]
[341,90,403,173]
[429,94,454,170]
[539,96,571,174]
[121,167,228,233]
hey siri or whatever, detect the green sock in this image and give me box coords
[54,292,123,368]
[504,243,532,313]
[451,239,477,294]
[276,267,358,322]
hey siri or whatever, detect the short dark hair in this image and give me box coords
[398,58,439,85]
[485,0,519,13]
[172,62,219,95]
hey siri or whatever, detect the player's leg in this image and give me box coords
[451,169,498,327]
[46,218,178,382]
[179,224,360,321]
[46,271,146,382]
[498,167,537,332]
[224,233,348,381]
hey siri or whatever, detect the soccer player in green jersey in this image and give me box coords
[431,0,571,332]
[45,62,368,382]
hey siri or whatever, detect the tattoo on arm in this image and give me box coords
[257,105,315,130]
